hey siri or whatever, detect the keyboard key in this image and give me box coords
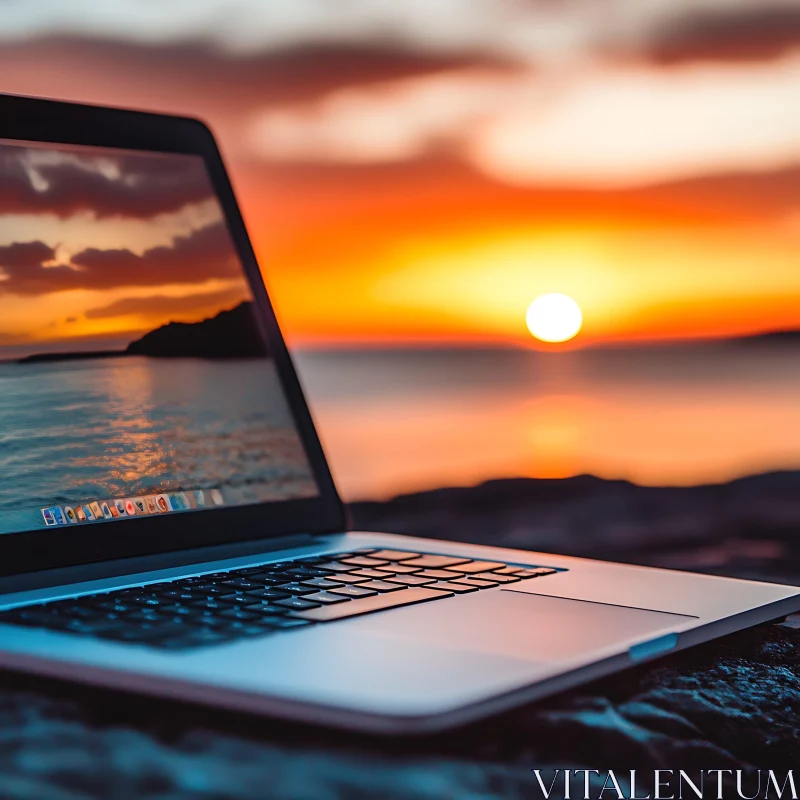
[294,567,335,578]
[331,574,370,585]
[303,591,350,605]
[460,574,500,586]
[58,606,97,619]
[162,604,195,616]
[448,561,507,574]
[516,568,558,578]
[223,625,269,638]
[285,568,320,579]
[291,587,452,622]
[162,589,198,602]
[221,579,261,590]
[369,550,420,561]
[248,614,292,627]
[485,573,520,584]
[193,615,230,629]
[104,623,184,642]
[358,580,407,593]
[95,601,136,614]
[219,609,260,622]
[383,574,436,587]
[246,572,293,584]
[244,603,292,617]
[429,581,479,594]
[244,587,291,600]
[402,555,471,569]
[452,576,497,588]
[268,617,315,630]
[315,561,355,572]
[280,583,318,595]
[127,610,163,622]
[301,577,345,589]
[190,599,227,612]
[376,563,421,575]
[493,566,524,575]
[128,595,171,608]
[340,556,390,568]
[416,569,459,580]
[194,584,229,596]
[274,597,322,610]
[350,568,387,579]
[329,584,378,598]
[218,594,256,606]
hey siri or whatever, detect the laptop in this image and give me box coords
[0,93,797,734]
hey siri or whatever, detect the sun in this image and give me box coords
[526,293,583,343]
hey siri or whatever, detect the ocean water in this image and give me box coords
[0,357,317,535]
[3,346,800,536]
[293,345,800,501]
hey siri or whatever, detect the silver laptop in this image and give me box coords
[0,94,797,734]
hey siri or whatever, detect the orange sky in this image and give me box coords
[0,142,251,359]
[238,159,800,347]
[2,7,800,350]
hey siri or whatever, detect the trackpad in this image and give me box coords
[356,590,695,662]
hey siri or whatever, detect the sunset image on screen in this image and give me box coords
[0,141,317,535]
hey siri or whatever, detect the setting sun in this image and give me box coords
[526,293,583,343]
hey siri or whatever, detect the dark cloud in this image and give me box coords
[0,146,214,219]
[0,221,241,295]
[0,37,519,123]
[0,240,56,269]
[644,6,800,65]
[84,286,249,319]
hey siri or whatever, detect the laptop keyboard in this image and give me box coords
[0,549,559,651]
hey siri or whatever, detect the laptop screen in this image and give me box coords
[0,139,319,535]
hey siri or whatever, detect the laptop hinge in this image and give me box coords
[0,533,322,595]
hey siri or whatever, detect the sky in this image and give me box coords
[1,0,799,347]
[0,143,251,359]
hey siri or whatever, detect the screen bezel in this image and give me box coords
[0,93,348,577]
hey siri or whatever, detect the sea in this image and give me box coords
[292,344,800,501]
[0,357,316,535]
[2,345,800,535]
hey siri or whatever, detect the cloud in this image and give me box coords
[0,36,514,108]
[84,286,249,319]
[467,56,800,188]
[0,240,56,269]
[247,66,525,164]
[0,145,214,219]
[0,0,589,58]
[244,53,800,189]
[0,221,241,295]
[643,5,800,65]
